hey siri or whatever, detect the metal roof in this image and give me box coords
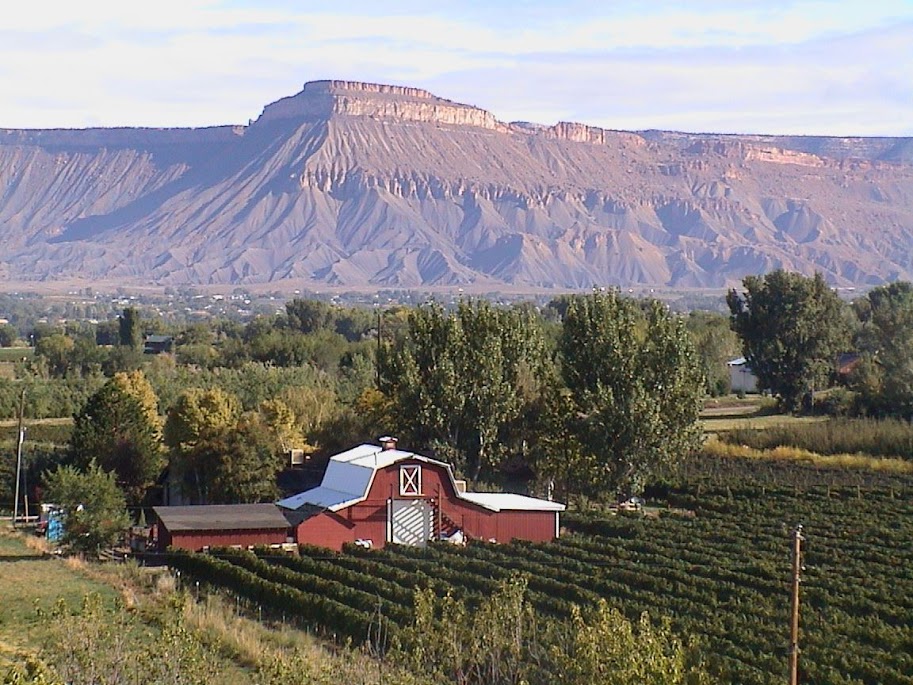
[276,444,451,512]
[460,492,566,512]
[153,503,290,532]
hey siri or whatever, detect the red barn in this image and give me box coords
[277,439,565,551]
[152,503,291,552]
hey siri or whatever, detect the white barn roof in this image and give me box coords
[277,442,564,513]
[460,492,566,512]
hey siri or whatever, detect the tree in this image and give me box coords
[164,388,240,503]
[203,412,288,503]
[69,379,164,506]
[257,398,307,453]
[118,307,143,350]
[44,461,130,553]
[34,334,75,378]
[163,395,290,504]
[285,298,335,334]
[685,311,740,396]
[851,281,913,417]
[728,270,851,412]
[111,370,164,440]
[0,323,17,347]
[379,300,549,479]
[554,291,704,497]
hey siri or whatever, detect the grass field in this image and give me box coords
[0,525,119,668]
[0,348,32,363]
[0,524,428,684]
[700,395,828,433]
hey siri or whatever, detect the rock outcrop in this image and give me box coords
[1,79,912,290]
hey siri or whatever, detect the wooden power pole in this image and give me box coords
[789,524,805,685]
[12,389,26,527]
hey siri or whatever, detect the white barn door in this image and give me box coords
[391,499,432,546]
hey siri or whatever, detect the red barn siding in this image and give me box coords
[486,510,558,543]
[292,458,560,549]
[165,528,288,552]
[295,511,357,552]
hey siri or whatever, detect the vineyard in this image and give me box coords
[167,456,913,685]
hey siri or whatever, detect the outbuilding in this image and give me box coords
[152,503,291,552]
[277,438,565,551]
[728,356,759,394]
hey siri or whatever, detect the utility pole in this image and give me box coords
[13,389,26,527]
[789,524,805,685]
[375,306,382,388]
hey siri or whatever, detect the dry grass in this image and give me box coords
[0,526,414,684]
[702,435,913,474]
[0,416,73,428]
[180,594,327,670]
[702,412,828,433]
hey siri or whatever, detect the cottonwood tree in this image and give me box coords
[164,389,293,503]
[379,300,549,480]
[195,411,289,504]
[685,310,740,396]
[727,270,851,412]
[851,281,913,417]
[34,333,75,378]
[552,291,704,497]
[164,387,240,503]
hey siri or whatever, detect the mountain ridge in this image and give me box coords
[1,79,911,290]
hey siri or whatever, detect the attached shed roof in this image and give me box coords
[277,443,565,514]
[460,492,566,512]
[153,503,290,532]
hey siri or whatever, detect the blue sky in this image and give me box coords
[3,0,911,135]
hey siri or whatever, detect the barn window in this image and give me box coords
[400,465,422,496]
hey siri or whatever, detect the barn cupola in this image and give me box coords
[378,436,398,451]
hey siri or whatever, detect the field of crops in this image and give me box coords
[169,457,913,685]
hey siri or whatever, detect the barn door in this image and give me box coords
[390,499,432,546]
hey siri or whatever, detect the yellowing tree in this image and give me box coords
[112,370,163,440]
[164,388,240,503]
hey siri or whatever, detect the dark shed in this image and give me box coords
[153,503,291,551]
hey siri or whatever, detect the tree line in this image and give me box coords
[19,292,708,552]
[16,272,913,552]
[728,270,913,416]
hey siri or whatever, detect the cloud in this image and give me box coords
[0,1,910,134]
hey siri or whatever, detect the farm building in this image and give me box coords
[152,503,291,552]
[143,334,174,354]
[728,356,759,393]
[277,438,565,551]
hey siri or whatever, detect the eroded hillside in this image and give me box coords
[1,80,911,289]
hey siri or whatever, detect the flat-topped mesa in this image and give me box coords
[255,79,509,131]
[535,121,646,148]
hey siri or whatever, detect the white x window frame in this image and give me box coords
[400,465,422,496]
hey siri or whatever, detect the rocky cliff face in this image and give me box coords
[1,79,912,289]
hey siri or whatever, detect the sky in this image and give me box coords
[2,0,911,136]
